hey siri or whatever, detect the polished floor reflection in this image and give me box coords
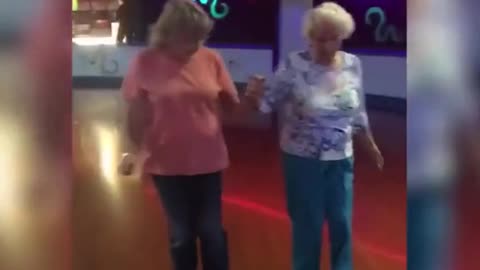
[73,89,406,270]
[72,90,405,270]
[0,70,70,270]
[1,87,478,270]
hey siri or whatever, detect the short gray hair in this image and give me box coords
[303,2,355,40]
[149,0,214,47]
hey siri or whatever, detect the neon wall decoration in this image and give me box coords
[193,0,230,19]
[142,0,279,47]
[313,0,406,51]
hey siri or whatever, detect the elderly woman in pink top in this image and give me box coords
[119,1,239,269]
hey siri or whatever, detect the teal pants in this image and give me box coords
[282,153,354,270]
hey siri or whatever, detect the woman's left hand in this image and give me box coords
[354,128,384,170]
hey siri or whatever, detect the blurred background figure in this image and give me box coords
[408,0,480,269]
[0,0,71,270]
[116,0,141,45]
[116,0,130,44]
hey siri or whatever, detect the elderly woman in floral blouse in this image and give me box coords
[246,2,383,270]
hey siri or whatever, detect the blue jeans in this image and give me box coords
[282,153,354,270]
[152,172,229,270]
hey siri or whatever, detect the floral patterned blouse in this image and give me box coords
[259,51,369,160]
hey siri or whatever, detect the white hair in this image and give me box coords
[302,2,355,39]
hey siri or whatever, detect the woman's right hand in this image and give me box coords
[245,75,266,104]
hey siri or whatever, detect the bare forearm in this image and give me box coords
[125,100,152,152]
[355,126,384,169]
[126,112,143,151]
[220,92,261,117]
[457,127,480,182]
[355,127,377,149]
[237,95,260,113]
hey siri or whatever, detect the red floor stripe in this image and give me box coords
[222,195,406,265]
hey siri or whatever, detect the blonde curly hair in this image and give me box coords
[149,0,214,47]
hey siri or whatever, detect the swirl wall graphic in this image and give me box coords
[194,0,230,19]
[365,7,403,43]
[85,46,119,76]
[312,1,406,50]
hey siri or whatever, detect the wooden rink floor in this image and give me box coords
[72,89,406,270]
[0,89,477,270]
